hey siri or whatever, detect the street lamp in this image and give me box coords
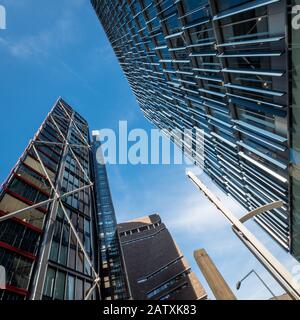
[187,170,300,300]
[236,269,277,299]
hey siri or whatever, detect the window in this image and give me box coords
[84,236,91,255]
[71,211,78,229]
[0,248,32,289]
[9,177,49,205]
[37,145,60,163]
[217,0,252,12]
[0,219,40,254]
[66,275,75,300]
[54,271,66,300]
[75,278,83,300]
[77,251,84,273]
[53,220,62,242]
[57,206,64,219]
[84,219,90,234]
[84,281,92,300]
[69,247,76,270]
[21,229,40,254]
[59,224,69,266]
[49,240,59,262]
[29,148,58,172]
[72,197,78,209]
[59,245,68,266]
[78,215,84,231]
[17,164,51,194]
[147,269,191,298]
[16,208,45,229]
[182,0,206,12]
[84,258,92,276]
[43,267,55,299]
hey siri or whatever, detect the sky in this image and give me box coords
[0,0,299,300]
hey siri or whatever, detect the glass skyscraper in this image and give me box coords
[91,1,299,259]
[92,132,130,300]
[0,98,129,300]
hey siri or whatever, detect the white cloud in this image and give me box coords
[0,0,85,58]
[2,20,69,58]
[166,193,227,234]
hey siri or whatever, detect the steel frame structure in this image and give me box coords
[0,98,100,300]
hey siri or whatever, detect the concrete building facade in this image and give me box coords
[118,214,207,300]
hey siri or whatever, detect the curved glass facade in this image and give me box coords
[92,0,296,257]
[92,134,130,300]
[291,0,300,260]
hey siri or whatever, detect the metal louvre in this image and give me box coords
[92,0,291,254]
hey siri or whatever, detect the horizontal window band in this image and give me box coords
[203,103,228,114]
[244,175,288,203]
[198,88,226,98]
[213,0,280,21]
[254,206,289,231]
[3,189,48,214]
[27,153,57,174]
[137,255,184,283]
[168,46,187,52]
[181,19,210,31]
[0,241,36,260]
[0,210,43,234]
[217,36,284,47]
[225,83,285,97]
[178,4,208,20]
[229,31,271,40]
[195,75,223,83]
[193,68,221,73]
[247,199,288,231]
[235,127,286,152]
[237,141,287,170]
[156,3,176,17]
[171,59,190,64]
[187,41,215,48]
[222,67,284,77]
[227,93,284,109]
[216,144,238,157]
[245,186,288,218]
[200,95,227,107]
[229,96,287,117]
[12,173,51,198]
[218,51,283,58]
[165,31,183,39]
[207,115,233,128]
[211,132,237,149]
[146,268,192,298]
[4,285,29,297]
[238,151,287,183]
[240,161,287,193]
[189,52,217,57]
[232,119,287,143]
[255,217,289,249]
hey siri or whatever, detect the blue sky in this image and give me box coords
[0,0,299,300]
